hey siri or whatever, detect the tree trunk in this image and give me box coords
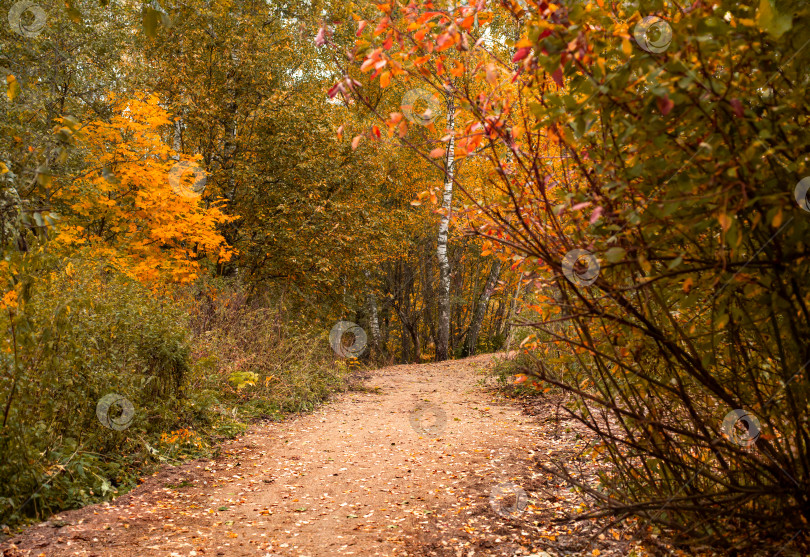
[435,93,455,361]
[173,110,184,153]
[490,299,503,338]
[401,318,411,363]
[452,250,468,349]
[503,278,523,356]
[381,304,390,357]
[420,250,436,353]
[463,259,502,357]
[364,273,381,357]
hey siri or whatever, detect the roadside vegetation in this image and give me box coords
[0,249,351,529]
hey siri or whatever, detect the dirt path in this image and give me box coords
[1,355,617,557]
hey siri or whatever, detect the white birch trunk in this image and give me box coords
[435,93,455,361]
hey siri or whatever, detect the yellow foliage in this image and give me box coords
[54,94,235,283]
[0,289,19,312]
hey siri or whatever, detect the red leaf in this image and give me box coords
[657,94,674,116]
[551,67,564,87]
[512,47,531,63]
[730,99,744,118]
[315,27,326,46]
[356,20,367,36]
[590,206,604,224]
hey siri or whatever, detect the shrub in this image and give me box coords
[489,1,810,551]
[188,281,349,420]
[0,249,206,526]
[390,0,810,551]
[0,254,349,529]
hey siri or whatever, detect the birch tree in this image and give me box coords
[435,92,455,361]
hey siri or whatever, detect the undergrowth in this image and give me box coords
[0,252,350,533]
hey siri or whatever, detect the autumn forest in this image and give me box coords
[1,0,809,555]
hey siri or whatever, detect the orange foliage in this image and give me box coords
[54,94,234,283]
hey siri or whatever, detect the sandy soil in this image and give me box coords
[0,354,635,557]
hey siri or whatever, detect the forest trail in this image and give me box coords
[1,355,598,557]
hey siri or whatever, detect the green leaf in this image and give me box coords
[65,0,82,23]
[667,255,683,270]
[605,247,626,263]
[62,115,81,131]
[101,167,120,184]
[757,0,792,38]
[36,166,52,188]
[143,6,159,37]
